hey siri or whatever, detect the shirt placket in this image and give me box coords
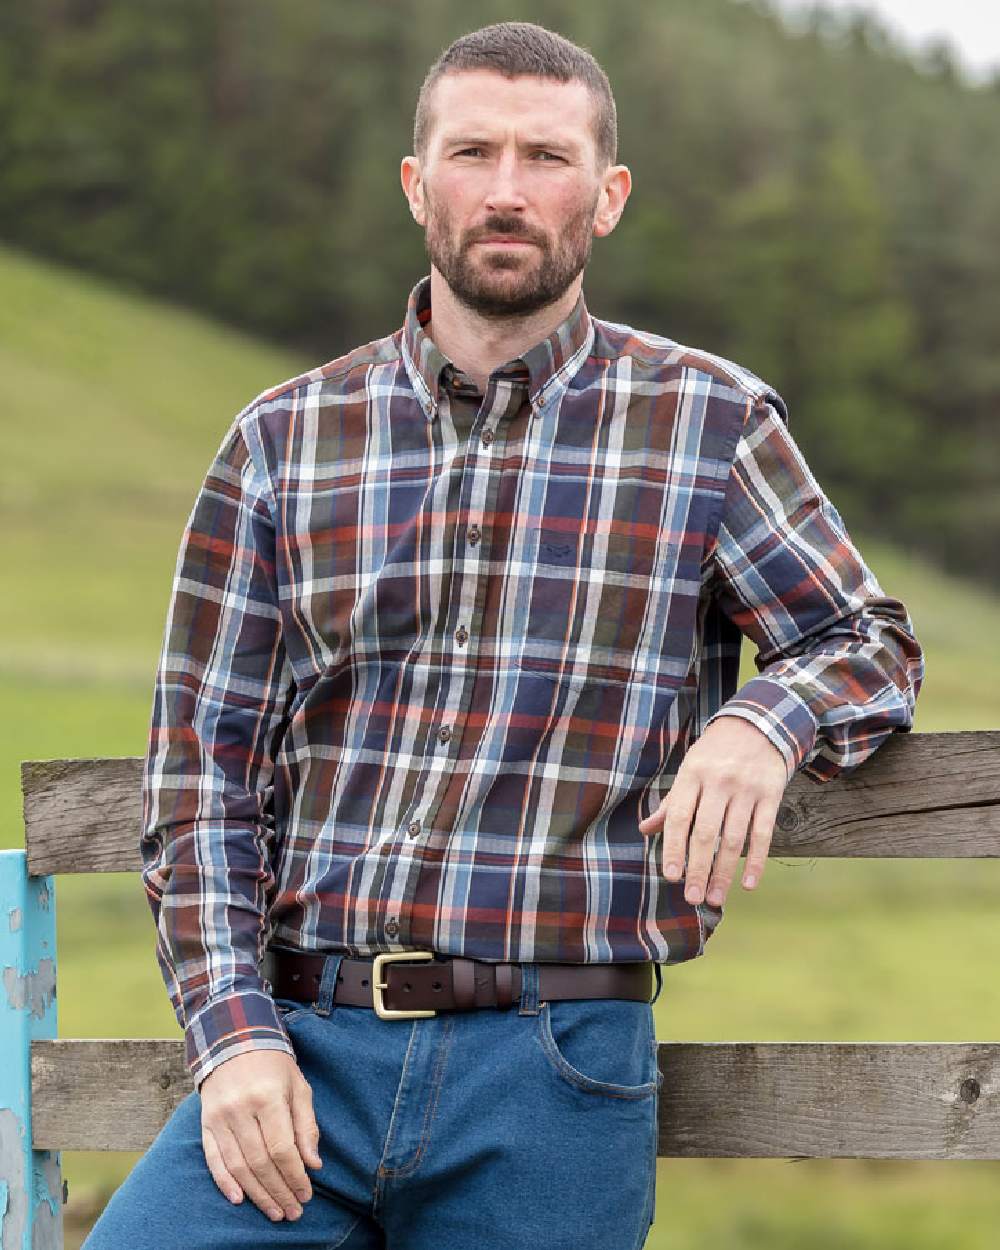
[388,373,526,933]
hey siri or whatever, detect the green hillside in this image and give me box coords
[2,239,996,729]
[3,246,1000,1248]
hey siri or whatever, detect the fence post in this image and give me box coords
[0,850,61,1249]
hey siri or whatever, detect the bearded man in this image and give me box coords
[84,19,923,1250]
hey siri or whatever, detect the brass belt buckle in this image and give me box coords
[371,950,438,1019]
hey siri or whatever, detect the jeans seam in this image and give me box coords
[643,1085,659,1242]
[324,1213,363,1250]
[275,1002,313,1024]
[377,1015,455,1179]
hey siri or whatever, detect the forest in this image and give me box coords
[1,0,997,587]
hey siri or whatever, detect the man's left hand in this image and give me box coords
[637,716,790,907]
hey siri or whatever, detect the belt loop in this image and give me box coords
[650,962,664,1005]
[518,962,540,1016]
[314,952,345,1018]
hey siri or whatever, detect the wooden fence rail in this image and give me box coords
[3,728,999,1247]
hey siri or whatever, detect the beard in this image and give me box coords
[422,189,599,319]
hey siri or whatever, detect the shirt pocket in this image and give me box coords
[521,520,669,680]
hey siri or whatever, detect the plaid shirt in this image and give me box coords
[141,275,925,1088]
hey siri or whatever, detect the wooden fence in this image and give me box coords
[3,728,999,1246]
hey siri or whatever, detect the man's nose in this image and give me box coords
[484,152,528,214]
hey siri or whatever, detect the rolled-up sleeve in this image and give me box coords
[703,397,925,784]
[140,411,296,1089]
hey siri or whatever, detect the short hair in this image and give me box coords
[413,21,617,168]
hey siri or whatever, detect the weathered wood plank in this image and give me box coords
[22,758,145,876]
[659,1041,1000,1159]
[31,1039,193,1151]
[20,731,1000,875]
[772,730,1000,858]
[31,1039,1000,1158]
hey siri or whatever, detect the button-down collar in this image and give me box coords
[400,274,595,421]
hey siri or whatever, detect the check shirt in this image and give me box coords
[141,275,925,1088]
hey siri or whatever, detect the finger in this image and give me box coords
[659,775,700,881]
[638,796,667,835]
[682,786,728,905]
[705,793,754,906]
[211,1120,288,1222]
[201,1123,244,1205]
[290,1077,323,1175]
[742,789,781,888]
[234,1113,303,1221]
[255,1099,314,1208]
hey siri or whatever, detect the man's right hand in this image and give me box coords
[199,1050,323,1222]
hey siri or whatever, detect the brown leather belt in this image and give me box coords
[262,947,654,1019]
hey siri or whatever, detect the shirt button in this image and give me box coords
[385,918,400,936]
[467,524,480,545]
[455,625,468,645]
[437,725,452,743]
[407,820,421,837]
[481,427,494,447]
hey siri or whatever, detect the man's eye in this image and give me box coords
[455,147,485,157]
[533,151,564,162]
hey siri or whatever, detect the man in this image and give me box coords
[84,20,924,1250]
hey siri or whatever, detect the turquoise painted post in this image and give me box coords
[0,850,61,1248]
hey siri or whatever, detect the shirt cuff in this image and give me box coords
[702,675,819,783]
[184,986,295,1091]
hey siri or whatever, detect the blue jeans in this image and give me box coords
[83,957,664,1249]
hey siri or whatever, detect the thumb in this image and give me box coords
[290,1078,322,1169]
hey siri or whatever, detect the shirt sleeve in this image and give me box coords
[140,412,296,1090]
[702,397,925,785]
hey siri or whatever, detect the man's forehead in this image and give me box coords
[436,117,584,149]
[428,71,596,142]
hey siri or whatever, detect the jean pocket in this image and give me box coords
[537,997,658,1099]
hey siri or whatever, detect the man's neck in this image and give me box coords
[425,267,583,393]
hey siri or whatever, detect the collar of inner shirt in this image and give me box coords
[400,274,595,419]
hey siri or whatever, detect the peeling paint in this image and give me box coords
[31,1199,60,1249]
[0,1106,27,1248]
[1,856,61,1247]
[30,1155,61,1250]
[35,1153,61,1208]
[3,958,57,1020]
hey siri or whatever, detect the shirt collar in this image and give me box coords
[400,274,595,421]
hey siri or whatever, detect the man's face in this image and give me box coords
[405,70,615,319]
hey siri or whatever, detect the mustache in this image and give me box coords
[464,217,547,247]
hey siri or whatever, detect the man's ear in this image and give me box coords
[400,156,427,227]
[593,164,632,239]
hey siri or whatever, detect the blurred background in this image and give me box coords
[1,0,998,1245]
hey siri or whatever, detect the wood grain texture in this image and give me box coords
[657,1041,1000,1159]
[31,1039,192,1151]
[30,1039,1000,1157]
[20,730,1000,875]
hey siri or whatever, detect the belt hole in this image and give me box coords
[361,978,369,987]
[432,981,442,991]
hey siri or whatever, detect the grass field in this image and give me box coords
[2,243,999,1247]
